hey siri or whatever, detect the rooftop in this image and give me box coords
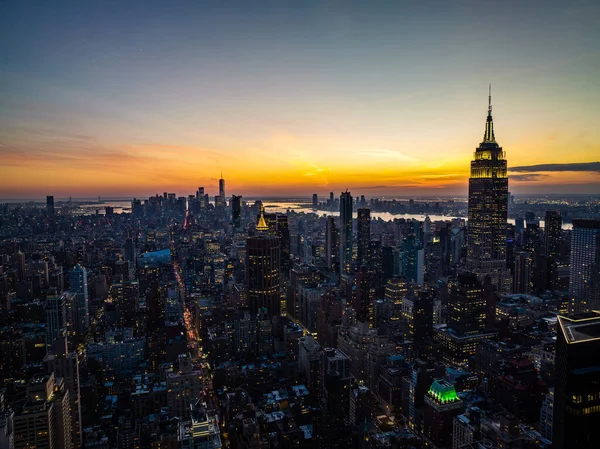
[558,312,600,344]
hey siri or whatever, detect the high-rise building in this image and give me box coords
[69,264,89,340]
[466,87,510,293]
[513,251,532,294]
[401,234,424,286]
[339,191,353,274]
[231,195,242,229]
[545,211,562,259]
[553,312,600,449]
[569,219,600,313]
[357,208,371,268]
[219,174,225,198]
[13,373,72,449]
[44,337,82,447]
[197,187,205,208]
[46,292,73,349]
[325,216,339,273]
[124,237,136,279]
[246,235,280,318]
[402,290,433,346]
[423,379,464,448]
[448,273,486,335]
[46,195,55,217]
[312,193,318,210]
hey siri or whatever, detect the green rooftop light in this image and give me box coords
[428,379,460,404]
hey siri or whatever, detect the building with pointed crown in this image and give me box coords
[466,86,511,293]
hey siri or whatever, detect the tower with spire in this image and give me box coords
[466,86,511,294]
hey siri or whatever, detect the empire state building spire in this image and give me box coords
[483,84,496,143]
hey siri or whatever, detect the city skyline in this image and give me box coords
[1,0,600,198]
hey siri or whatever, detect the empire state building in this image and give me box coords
[466,87,510,292]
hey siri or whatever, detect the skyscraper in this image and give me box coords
[357,208,371,268]
[545,211,562,259]
[69,264,89,340]
[569,219,600,313]
[231,195,242,229]
[312,193,318,210]
[246,234,281,318]
[46,195,55,217]
[466,87,510,293]
[325,216,338,273]
[339,191,353,274]
[448,273,486,335]
[513,251,532,294]
[46,292,74,349]
[553,312,600,449]
[219,173,225,198]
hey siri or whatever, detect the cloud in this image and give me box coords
[510,162,600,173]
[509,174,549,182]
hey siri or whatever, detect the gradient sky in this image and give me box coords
[1,0,599,198]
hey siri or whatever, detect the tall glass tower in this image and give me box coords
[339,191,353,274]
[466,87,510,292]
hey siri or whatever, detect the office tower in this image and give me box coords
[46,195,55,217]
[569,219,600,313]
[329,191,334,205]
[448,273,486,335]
[196,187,206,209]
[403,358,446,433]
[46,292,73,349]
[466,87,510,293]
[44,337,82,447]
[317,350,354,447]
[298,335,322,399]
[545,211,562,259]
[231,195,242,229]
[339,191,353,274]
[423,379,464,448]
[553,312,600,449]
[246,235,280,318]
[402,290,433,346]
[401,234,424,286]
[276,215,291,274]
[13,373,72,449]
[325,216,339,273]
[312,193,318,210]
[513,251,532,294]
[384,277,409,308]
[69,264,89,340]
[357,208,371,268]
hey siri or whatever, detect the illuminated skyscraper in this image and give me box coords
[339,191,353,274]
[357,208,371,268]
[466,87,510,292]
[569,219,600,313]
[448,273,486,335]
[246,227,281,318]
